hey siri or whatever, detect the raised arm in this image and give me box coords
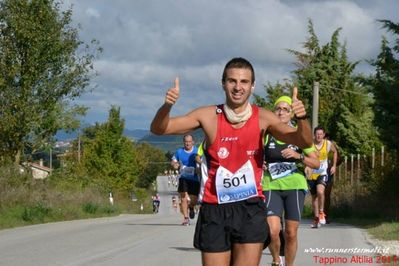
[266,87,313,149]
[150,77,201,135]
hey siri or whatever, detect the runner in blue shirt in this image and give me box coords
[171,134,199,225]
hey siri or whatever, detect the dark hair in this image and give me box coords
[314,126,325,134]
[222,57,255,83]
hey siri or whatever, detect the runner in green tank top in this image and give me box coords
[262,95,320,266]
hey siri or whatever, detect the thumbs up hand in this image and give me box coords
[291,87,307,120]
[165,77,180,106]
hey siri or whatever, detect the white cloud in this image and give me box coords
[59,0,399,129]
[85,7,100,18]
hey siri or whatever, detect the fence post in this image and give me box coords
[381,146,384,167]
[372,148,375,169]
[350,154,354,185]
[357,153,360,182]
[344,156,348,182]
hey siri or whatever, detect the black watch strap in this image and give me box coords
[295,114,308,120]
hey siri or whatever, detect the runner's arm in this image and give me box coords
[329,141,338,175]
[264,111,313,149]
[150,77,202,134]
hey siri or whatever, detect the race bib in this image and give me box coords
[215,160,257,204]
[268,162,297,180]
[181,166,195,177]
[312,160,328,175]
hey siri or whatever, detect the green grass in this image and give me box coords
[366,221,399,241]
[0,169,155,230]
[0,199,154,230]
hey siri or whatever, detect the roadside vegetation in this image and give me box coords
[0,162,158,230]
[302,152,399,242]
[0,0,399,251]
[255,19,399,243]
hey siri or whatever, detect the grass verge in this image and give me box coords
[0,169,155,230]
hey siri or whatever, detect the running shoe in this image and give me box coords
[310,217,320,229]
[271,256,285,266]
[279,256,285,266]
[319,211,326,225]
[189,207,195,219]
[181,217,190,226]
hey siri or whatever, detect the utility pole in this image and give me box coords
[78,132,81,163]
[49,147,52,174]
[312,81,319,132]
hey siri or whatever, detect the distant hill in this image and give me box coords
[139,129,205,152]
[56,126,150,142]
[124,129,149,140]
[55,130,78,141]
[56,126,202,153]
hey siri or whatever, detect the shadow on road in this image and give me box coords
[170,247,200,252]
[125,223,181,227]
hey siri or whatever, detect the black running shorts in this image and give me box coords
[307,175,329,195]
[263,190,306,221]
[194,197,268,252]
[178,178,200,196]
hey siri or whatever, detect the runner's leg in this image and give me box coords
[231,243,263,266]
[267,216,282,264]
[180,192,189,219]
[316,184,325,214]
[284,220,299,266]
[202,251,231,266]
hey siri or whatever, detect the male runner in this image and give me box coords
[150,57,312,266]
[171,134,199,225]
[307,126,338,228]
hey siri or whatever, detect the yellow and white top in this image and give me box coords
[309,139,331,180]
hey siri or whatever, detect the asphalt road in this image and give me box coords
[0,176,384,266]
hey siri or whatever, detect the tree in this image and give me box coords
[134,142,167,189]
[287,20,379,154]
[370,20,399,151]
[83,107,139,193]
[253,80,293,110]
[254,20,380,154]
[0,0,101,164]
[82,106,167,193]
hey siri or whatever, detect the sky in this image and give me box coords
[61,0,399,130]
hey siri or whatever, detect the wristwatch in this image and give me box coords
[299,153,305,161]
[295,114,308,120]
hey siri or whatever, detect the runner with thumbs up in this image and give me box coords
[262,94,319,266]
[151,57,313,266]
[165,77,180,106]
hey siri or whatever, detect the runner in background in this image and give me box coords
[306,126,338,228]
[262,96,319,266]
[152,194,160,213]
[324,133,341,224]
[171,134,199,225]
[172,195,178,212]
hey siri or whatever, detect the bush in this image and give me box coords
[82,203,99,214]
[21,202,51,222]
